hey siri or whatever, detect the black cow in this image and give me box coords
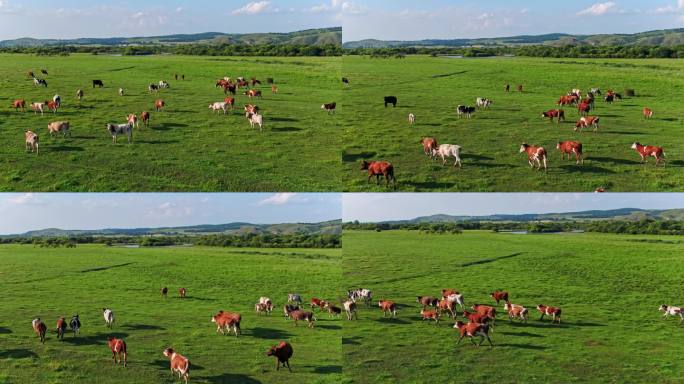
[384,96,397,108]
[92,80,104,88]
[342,77,350,85]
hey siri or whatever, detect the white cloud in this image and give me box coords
[175,7,184,13]
[306,0,364,15]
[577,2,621,16]
[679,0,684,9]
[232,1,275,15]
[5,193,45,205]
[258,193,299,206]
[146,201,192,218]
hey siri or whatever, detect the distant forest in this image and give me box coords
[0,43,342,57]
[344,45,684,59]
[343,219,684,235]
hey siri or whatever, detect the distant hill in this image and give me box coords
[343,29,684,48]
[0,27,341,47]
[4,220,341,238]
[376,209,684,224]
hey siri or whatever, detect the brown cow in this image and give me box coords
[361,161,396,189]
[56,317,66,340]
[13,99,26,111]
[211,311,241,336]
[541,109,565,123]
[490,291,509,305]
[631,142,665,166]
[32,318,47,343]
[179,287,186,298]
[519,143,547,171]
[575,116,599,133]
[267,341,293,372]
[378,300,397,318]
[163,348,189,384]
[471,304,496,324]
[462,310,491,325]
[108,337,127,367]
[417,296,439,309]
[454,321,493,347]
[643,107,653,119]
[556,141,584,165]
[289,310,315,328]
[161,287,168,297]
[155,100,165,112]
[141,111,150,128]
[438,299,456,318]
[420,137,438,158]
[504,302,528,323]
[420,309,440,324]
[537,304,562,324]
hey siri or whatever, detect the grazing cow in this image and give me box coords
[432,144,462,168]
[490,291,509,305]
[155,100,165,112]
[557,95,578,106]
[283,304,300,319]
[456,105,475,119]
[659,305,684,323]
[211,311,241,336]
[267,342,293,372]
[244,89,262,99]
[420,309,440,324]
[55,317,65,340]
[106,123,133,144]
[48,121,71,138]
[288,294,302,305]
[289,310,316,327]
[25,131,39,154]
[266,77,274,84]
[32,318,47,344]
[92,80,104,88]
[127,114,138,129]
[237,79,249,89]
[69,315,81,337]
[575,116,599,133]
[271,85,278,94]
[542,109,565,123]
[471,304,497,324]
[476,97,492,109]
[103,308,115,328]
[577,102,591,116]
[420,137,438,158]
[46,101,59,114]
[343,300,358,320]
[33,78,47,87]
[384,96,397,108]
[76,89,84,101]
[408,113,416,125]
[519,143,547,171]
[348,288,373,306]
[631,142,665,166]
[141,111,150,128]
[438,299,457,318]
[517,84,524,93]
[454,321,493,347]
[159,80,170,89]
[322,102,336,114]
[256,302,273,316]
[161,287,168,297]
[361,161,396,189]
[149,84,159,93]
[504,302,528,323]
[31,102,46,116]
[179,287,186,298]
[209,102,229,115]
[323,302,342,318]
[13,99,26,111]
[163,348,189,384]
[108,337,127,367]
[417,296,439,309]
[246,112,264,131]
[643,107,653,119]
[537,304,562,324]
[53,95,61,107]
[462,310,491,325]
[556,141,584,165]
[378,300,397,318]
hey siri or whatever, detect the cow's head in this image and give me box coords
[163,348,174,358]
[360,161,371,170]
[519,144,529,153]
[631,142,640,150]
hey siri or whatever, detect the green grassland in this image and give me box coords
[0,245,341,383]
[342,230,684,383]
[341,56,684,191]
[0,54,340,191]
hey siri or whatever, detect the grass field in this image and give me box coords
[0,54,341,192]
[342,230,684,383]
[0,244,342,383]
[341,56,684,191]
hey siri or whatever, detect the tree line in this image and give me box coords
[0,43,342,57]
[343,219,684,235]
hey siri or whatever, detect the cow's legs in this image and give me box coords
[539,314,545,321]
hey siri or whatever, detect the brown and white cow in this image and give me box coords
[267,341,293,372]
[343,300,358,321]
[108,337,127,367]
[179,287,186,298]
[471,304,496,324]
[504,302,528,323]
[211,311,241,336]
[31,102,46,116]
[32,318,47,343]
[56,317,67,340]
[542,109,564,123]
[417,296,439,310]
[25,131,39,154]
[420,309,440,324]
[288,310,316,328]
[438,299,457,318]
[361,161,396,189]
[155,100,165,112]
[575,116,599,133]
[519,144,547,171]
[163,348,189,384]
[454,321,492,347]
[631,142,665,166]
[161,287,168,297]
[141,111,150,128]
[321,102,336,114]
[378,300,397,318]
[244,89,262,99]
[490,291,509,305]
[323,302,342,318]
[537,304,562,324]
[127,114,138,128]
[556,141,584,165]
[643,107,653,119]
[421,137,438,158]
[659,305,684,323]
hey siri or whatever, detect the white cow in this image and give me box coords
[343,300,358,320]
[118,88,124,96]
[476,97,492,109]
[445,293,465,309]
[31,102,45,116]
[259,297,272,305]
[432,144,462,168]
[25,131,39,154]
[209,102,228,115]
[159,80,170,89]
[408,113,416,125]
[247,113,263,131]
[106,122,133,144]
[103,308,115,328]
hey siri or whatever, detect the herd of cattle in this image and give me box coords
[12,69,337,155]
[361,85,668,190]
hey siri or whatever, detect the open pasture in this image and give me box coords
[0,54,341,191]
[0,245,342,383]
[341,56,684,191]
[342,230,684,383]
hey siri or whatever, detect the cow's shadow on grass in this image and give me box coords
[342,337,361,345]
[153,122,188,131]
[559,164,615,174]
[668,160,684,167]
[589,156,639,165]
[660,117,678,122]
[342,151,377,162]
[312,365,342,374]
[81,262,135,273]
[48,145,85,152]
[496,343,546,350]
[0,326,12,334]
[269,117,299,122]
[271,127,303,132]
[136,139,180,145]
[0,349,37,359]
[500,330,543,338]
[372,317,411,325]
[203,373,261,383]
[122,324,165,331]
[61,331,129,346]
[462,154,494,162]
[151,359,205,371]
[316,324,341,330]
[179,295,215,301]
[248,327,292,339]
[403,180,456,190]
[607,131,645,135]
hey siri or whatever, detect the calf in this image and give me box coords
[25,131,39,154]
[267,342,293,372]
[643,107,653,119]
[432,144,462,168]
[384,96,397,108]
[343,300,358,320]
[56,317,67,340]
[408,113,416,125]
[106,123,133,144]
[32,318,47,344]
[361,160,396,189]
[659,305,684,323]
[179,287,186,298]
[504,302,528,323]
[417,296,439,309]
[519,143,547,171]
[537,304,562,324]
[490,290,509,305]
[541,109,564,123]
[322,102,336,114]
[631,142,665,166]
[103,308,115,328]
[454,321,492,347]
[163,348,189,384]
[456,105,475,119]
[557,141,584,165]
[323,302,342,318]
[420,309,440,324]
[13,99,26,111]
[289,310,316,327]
[378,300,397,318]
[108,337,127,367]
[69,314,81,337]
[575,116,599,133]
[420,137,438,158]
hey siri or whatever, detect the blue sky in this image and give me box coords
[0,0,342,40]
[343,193,684,222]
[0,193,341,234]
[343,0,684,41]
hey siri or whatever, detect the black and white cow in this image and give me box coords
[348,288,372,307]
[106,123,133,144]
